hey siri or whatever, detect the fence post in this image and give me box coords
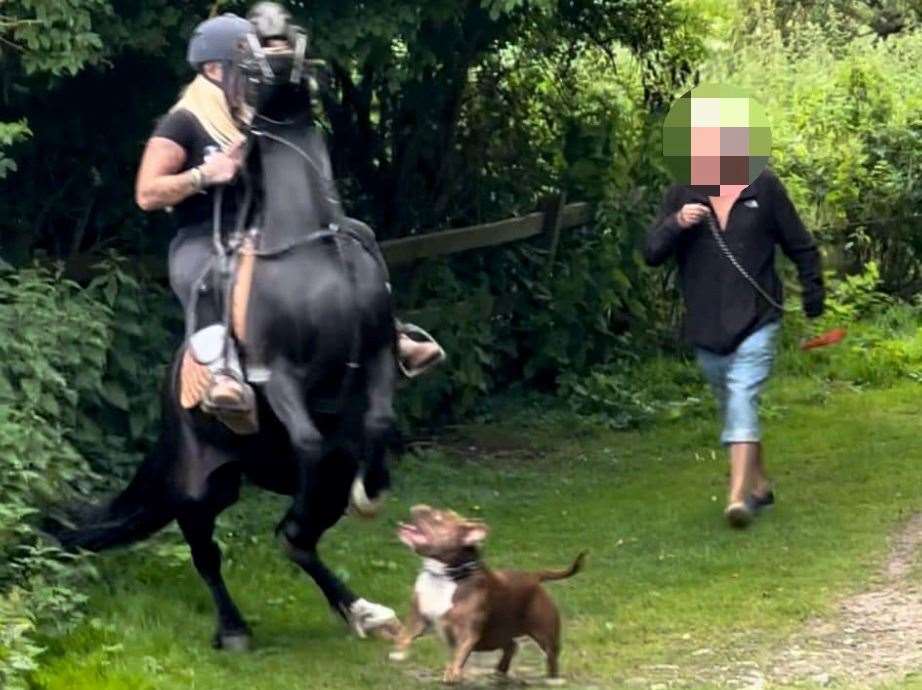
[540,192,567,274]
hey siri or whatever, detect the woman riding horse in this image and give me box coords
[135,9,443,429]
[52,4,412,648]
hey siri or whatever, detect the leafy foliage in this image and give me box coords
[703,4,922,294]
[779,263,922,386]
[0,120,30,180]
[1,0,109,75]
[0,264,175,689]
[0,267,104,689]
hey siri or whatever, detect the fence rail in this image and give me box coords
[64,197,594,281]
[380,199,592,267]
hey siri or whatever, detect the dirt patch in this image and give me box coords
[405,640,594,688]
[408,428,547,465]
[637,514,922,689]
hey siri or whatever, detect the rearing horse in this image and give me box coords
[52,34,400,649]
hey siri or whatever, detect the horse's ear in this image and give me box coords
[461,522,489,546]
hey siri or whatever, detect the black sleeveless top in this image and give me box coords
[152,108,241,229]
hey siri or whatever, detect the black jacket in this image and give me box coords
[644,169,824,354]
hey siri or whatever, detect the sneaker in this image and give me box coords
[724,501,754,528]
[204,374,252,411]
[746,490,775,513]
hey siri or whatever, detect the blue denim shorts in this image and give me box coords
[695,320,781,445]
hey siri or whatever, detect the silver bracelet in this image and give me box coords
[190,167,203,192]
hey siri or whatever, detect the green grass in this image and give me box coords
[32,376,922,690]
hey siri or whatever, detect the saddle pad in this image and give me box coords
[179,347,213,410]
[232,238,256,344]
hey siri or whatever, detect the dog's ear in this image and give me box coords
[461,521,489,545]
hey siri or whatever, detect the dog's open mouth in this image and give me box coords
[397,522,427,548]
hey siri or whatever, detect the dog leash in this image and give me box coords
[705,211,846,350]
[705,212,789,312]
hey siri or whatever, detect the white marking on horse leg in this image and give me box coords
[349,476,385,518]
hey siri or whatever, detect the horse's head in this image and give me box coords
[225,4,338,249]
[225,3,324,128]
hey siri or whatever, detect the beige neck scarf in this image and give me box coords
[170,75,245,151]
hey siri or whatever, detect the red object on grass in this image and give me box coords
[800,327,847,351]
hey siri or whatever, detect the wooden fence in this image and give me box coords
[64,195,594,281]
[380,197,593,268]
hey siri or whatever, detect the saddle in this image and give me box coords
[177,224,372,421]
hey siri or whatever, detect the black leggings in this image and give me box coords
[168,225,222,338]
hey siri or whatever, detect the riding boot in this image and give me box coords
[395,321,446,378]
[190,324,259,434]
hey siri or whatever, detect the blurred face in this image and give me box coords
[663,84,771,197]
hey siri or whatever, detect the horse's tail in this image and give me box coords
[49,440,175,553]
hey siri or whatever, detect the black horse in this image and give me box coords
[52,40,400,649]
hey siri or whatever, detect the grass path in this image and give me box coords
[33,377,922,690]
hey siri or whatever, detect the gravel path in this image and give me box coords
[634,514,922,689]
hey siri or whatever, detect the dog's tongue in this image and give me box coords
[397,523,425,548]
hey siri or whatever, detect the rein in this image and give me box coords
[206,125,369,390]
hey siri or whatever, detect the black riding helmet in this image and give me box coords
[186,13,254,77]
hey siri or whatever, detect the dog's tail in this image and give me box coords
[536,551,587,583]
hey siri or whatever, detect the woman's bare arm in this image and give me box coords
[135,137,242,212]
[135,137,198,211]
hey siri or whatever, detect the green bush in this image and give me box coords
[391,33,690,424]
[0,267,105,689]
[0,262,175,689]
[703,6,922,294]
[779,263,922,386]
[558,351,709,430]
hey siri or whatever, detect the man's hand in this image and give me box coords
[200,141,244,186]
[675,203,710,229]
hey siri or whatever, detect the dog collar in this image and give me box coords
[423,559,481,582]
[444,561,481,582]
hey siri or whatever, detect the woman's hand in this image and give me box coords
[675,203,710,229]
[200,141,244,186]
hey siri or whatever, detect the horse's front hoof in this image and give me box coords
[349,477,386,519]
[213,631,252,652]
[346,598,399,639]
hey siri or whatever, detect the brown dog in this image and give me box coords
[390,505,585,685]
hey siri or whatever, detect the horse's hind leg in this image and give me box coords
[177,469,250,651]
[179,511,251,650]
